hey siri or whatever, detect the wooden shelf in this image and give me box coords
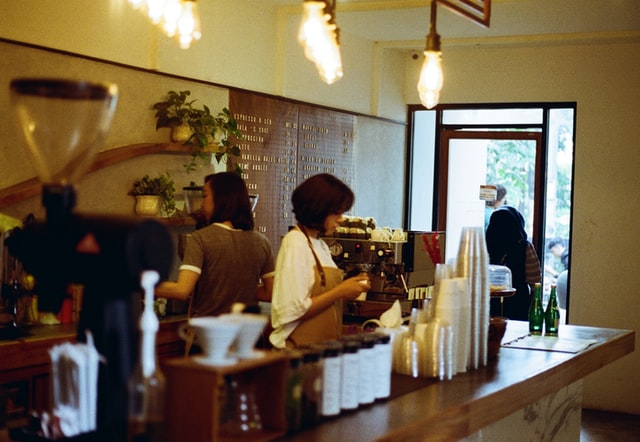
[0,143,192,210]
[164,352,288,442]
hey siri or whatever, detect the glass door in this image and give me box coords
[437,130,544,262]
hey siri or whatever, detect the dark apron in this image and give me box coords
[286,229,344,348]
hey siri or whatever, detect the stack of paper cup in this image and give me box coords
[455,226,490,370]
[419,318,453,380]
[455,277,470,373]
[434,279,460,375]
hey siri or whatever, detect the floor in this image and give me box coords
[580,409,640,442]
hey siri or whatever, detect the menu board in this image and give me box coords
[297,104,355,188]
[229,91,354,252]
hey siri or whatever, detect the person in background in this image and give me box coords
[155,172,275,317]
[269,173,371,349]
[486,205,542,320]
[484,184,507,230]
[546,237,569,277]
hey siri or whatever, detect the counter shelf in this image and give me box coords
[0,315,187,433]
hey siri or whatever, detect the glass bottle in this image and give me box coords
[355,333,376,406]
[127,271,165,442]
[528,282,544,335]
[220,373,262,436]
[300,347,322,428]
[339,337,360,411]
[372,332,392,400]
[319,340,342,418]
[545,284,561,336]
[284,351,303,434]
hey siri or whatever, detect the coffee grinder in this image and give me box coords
[5,79,174,439]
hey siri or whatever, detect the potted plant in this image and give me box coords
[129,173,176,216]
[153,90,244,175]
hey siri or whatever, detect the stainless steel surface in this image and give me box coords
[323,231,444,297]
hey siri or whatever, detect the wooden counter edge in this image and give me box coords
[376,328,635,442]
[0,315,187,372]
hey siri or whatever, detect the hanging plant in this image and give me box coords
[153,90,244,175]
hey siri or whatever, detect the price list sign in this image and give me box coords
[229,91,355,252]
[297,104,355,189]
[230,91,298,252]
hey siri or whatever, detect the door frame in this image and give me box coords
[437,130,545,251]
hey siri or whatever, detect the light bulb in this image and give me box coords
[175,0,201,49]
[417,50,443,109]
[146,0,166,25]
[299,1,343,84]
[315,40,343,84]
[128,0,147,10]
[298,2,329,60]
[161,0,182,37]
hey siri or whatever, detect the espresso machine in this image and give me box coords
[5,79,174,440]
[323,231,445,321]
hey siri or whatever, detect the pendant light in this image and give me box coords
[172,0,201,49]
[298,0,343,85]
[128,0,201,49]
[417,0,443,109]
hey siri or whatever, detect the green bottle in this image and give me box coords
[528,283,544,335]
[545,284,561,336]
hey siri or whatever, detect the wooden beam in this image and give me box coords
[0,143,192,210]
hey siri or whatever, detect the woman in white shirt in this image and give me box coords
[269,173,370,349]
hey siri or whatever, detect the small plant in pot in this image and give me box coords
[129,173,176,216]
[153,90,244,175]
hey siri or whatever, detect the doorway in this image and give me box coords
[438,130,543,262]
[406,104,575,318]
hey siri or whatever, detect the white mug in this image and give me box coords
[371,228,392,242]
[391,228,405,242]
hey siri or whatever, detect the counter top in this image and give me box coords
[0,314,187,373]
[282,320,635,442]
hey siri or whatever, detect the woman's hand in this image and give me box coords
[301,273,371,322]
[339,272,371,300]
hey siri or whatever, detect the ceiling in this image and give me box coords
[273,0,640,49]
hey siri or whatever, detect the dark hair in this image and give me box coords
[486,184,507,208]
[486,205,527,259]
[205,172,254,230]
[292,173,354,232]
[547,237,566,250]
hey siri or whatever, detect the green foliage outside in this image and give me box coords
[485,112,573,241]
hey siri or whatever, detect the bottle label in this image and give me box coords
[374,343,392,399]
[321,357,342,416]
[358,347,375,405]
[340,352,359,410]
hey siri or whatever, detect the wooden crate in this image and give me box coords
[164,351,288,442]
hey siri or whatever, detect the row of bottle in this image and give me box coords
[528,283,561,336]
[283,332,393,434]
